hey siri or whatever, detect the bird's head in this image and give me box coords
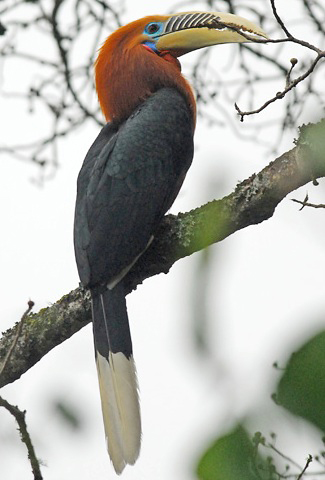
[95,11,267,124]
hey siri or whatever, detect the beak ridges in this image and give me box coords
[162,11,267,39]
[164,12,216,35]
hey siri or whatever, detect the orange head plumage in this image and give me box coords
[95,15,196,126]
[95,11,267,125]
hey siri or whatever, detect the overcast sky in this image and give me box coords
[1,1,325,479]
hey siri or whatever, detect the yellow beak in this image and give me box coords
[156,11,267,56]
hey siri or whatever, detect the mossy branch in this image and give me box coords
[0,119,324,389]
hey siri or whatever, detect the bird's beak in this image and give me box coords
[156,11,267,56]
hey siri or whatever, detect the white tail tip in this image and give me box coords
[96,351,141,474]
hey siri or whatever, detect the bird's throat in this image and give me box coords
[95,43,195,126]
[159,51,182,71]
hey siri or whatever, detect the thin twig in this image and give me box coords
[302,0,325,35]
[297,455,313,480]
[268,443,303,471]
[286,58,298,88]
[0,396,43,480]
[270,0,292,38]
[210,19,323,54]
[47,0,95,121]
[291,198,325,210]
[0,300,34,378]
[0,300,41,479]
[210,0,325,122]
[235,52,324,121]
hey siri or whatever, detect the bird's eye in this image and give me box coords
[145,22,162,35]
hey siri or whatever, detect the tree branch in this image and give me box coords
[0,396,43,479]
[292,198,325,210]
[235,52,325,120]
[0,119,324,389]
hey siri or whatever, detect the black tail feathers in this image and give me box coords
[92,283,132,359]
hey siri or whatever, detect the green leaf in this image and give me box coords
[196,425,270,480]
[297,120,325,179]
[276,330,325,432]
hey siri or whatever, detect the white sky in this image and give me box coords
[1,1,325,479]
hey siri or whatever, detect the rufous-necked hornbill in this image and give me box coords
[74,11,266,474]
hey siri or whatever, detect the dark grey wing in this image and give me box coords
[74,122,118,285]
[74,88,194,287]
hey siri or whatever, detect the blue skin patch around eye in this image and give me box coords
[143,22,164,37]
[142,22,164,54]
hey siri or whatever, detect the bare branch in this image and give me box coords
[291,197,325,210]
[235,53,324,121]
[297,455,313,480]
[0,302,41,480]
[0,396,43,480]
[0,0,122,170]
[210,17,323,54]
[44,0,95,122]
[270,0,292,38]
[183,2,323,140]
[302,0,325,36]
[209,0,324,123]
[0,300,34,378]
[253,432,322,479]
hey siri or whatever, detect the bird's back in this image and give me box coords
[74,87,194,288]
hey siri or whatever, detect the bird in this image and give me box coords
[74,10,266,474]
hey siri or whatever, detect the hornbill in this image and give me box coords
[74,11,266,474]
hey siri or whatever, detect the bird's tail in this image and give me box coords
[91,283,141,474]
